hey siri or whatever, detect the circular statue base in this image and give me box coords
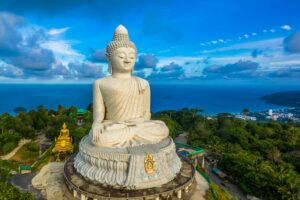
[64,155,196,200]
[73,136,182,189]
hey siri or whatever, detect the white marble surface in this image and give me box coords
[74,136,181,189]
[32,162,209,200]
[32,162,74,200]
[74,24,182,189]
[91,25,169,147]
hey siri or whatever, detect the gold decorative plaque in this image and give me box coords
[144,153,155,174]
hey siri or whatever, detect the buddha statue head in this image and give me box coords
[106,25,137,75]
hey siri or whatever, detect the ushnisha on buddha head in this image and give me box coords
[106,25,137,76]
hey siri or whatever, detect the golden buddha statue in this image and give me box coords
[52,123,74,154]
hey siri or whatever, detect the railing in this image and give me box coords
[175,141,205,152]
[175,142,217,200]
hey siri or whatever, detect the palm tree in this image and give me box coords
[242,108,249,116]
[276,165,300,199]
[191,108,203,118]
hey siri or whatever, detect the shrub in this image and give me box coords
[26,142,39,152]
[1,142,16,154]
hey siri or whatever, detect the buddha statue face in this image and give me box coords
[109,47,136,74]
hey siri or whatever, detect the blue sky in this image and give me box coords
[0,0,300,84]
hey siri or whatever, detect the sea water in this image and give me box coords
[0,83,298,115]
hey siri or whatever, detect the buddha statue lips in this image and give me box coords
[90,25,169,147]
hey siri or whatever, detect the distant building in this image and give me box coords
[77,109,88,125]
[175,142,206,169]
[19,165,31,174]
[266,115,278,121]
[235,114,257,121]
[268,109,273,116]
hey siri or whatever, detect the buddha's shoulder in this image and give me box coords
[94,76,113,85]
[94,76,149,87]
[133,76,149,87]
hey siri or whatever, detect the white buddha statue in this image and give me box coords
[90,25,168,147]
[73,25,181,189]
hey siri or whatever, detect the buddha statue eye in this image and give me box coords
[117,53,125,59]
[129,53,135,60]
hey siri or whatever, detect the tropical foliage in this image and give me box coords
[157,108,300,200]
[1,105,300,199]
[0,160,35,200]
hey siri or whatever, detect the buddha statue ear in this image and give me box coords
[108,63,112,74]
[131,64,134,74]
[131,51,136,74]
[106,53,112,74]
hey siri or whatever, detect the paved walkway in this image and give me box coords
[11,173,46,200]
[191,172,210,200]
[0,139,31,160]
[175,132,187,143]
[206,163,247,200]
[175,132,247,199]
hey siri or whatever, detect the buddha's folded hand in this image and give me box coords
[124,117,145,124]
[92,123,104,142]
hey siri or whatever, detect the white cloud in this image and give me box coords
[200,37,284,54]
[158,48,171,53]
[40,40,85,67]
[243,34,249,38]
[270,60,300,66]
[280,25,292,31]
[0,61,23,77]
[41,40,82,56]
[270,29,276,33]
[47,27,70,36]
[251,32,257,36]
[157,56,203,67]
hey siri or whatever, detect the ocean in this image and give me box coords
[0,83,299,115]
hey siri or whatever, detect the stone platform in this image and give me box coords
[73,136,182,189]
[64,155,196,200]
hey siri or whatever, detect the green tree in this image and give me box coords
[242,108,249,116]
[1,142,16,154]
[153,114,181,139]
[267,147,281,163]
[73,127,88,143]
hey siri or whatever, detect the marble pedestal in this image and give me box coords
[64,155,196,200]
[73,136,181,189]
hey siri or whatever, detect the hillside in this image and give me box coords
[260,91,300,107]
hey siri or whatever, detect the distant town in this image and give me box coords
[235,107,300,123]
[235,90,300,123]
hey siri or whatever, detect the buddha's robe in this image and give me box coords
[91,76,169,147]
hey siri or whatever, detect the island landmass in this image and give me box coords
[260,90,300,107]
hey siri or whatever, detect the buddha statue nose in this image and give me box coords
[124,57,131,63]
